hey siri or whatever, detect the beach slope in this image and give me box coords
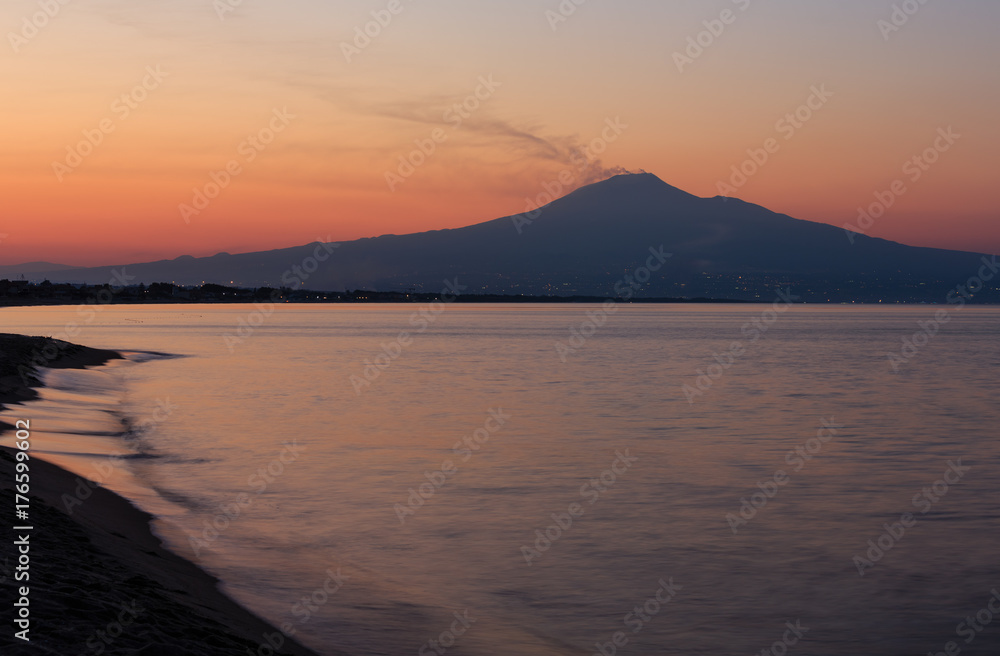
[0,334,327,656]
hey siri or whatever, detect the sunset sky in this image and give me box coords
[1,0,997,266]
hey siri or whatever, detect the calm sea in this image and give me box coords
[2,304,999,656]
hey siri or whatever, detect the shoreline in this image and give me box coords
[0,334,327,656]
[2,295,750,306]
[5,298,998,308]
[0,333,123,433]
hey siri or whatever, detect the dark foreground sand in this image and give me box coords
[0,334,325,656]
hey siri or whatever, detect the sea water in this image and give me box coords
[2,304,999,655]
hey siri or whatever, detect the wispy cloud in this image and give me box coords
[352,92,632,188]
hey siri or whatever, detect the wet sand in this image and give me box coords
[0,334,329,656]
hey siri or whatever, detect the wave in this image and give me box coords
[119,350,188,363]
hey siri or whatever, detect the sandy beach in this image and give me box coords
[0,334,327,656]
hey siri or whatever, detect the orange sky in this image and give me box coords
[1,0,997,266]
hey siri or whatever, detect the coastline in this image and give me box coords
[0,334,327,656]
[0,333,123,432]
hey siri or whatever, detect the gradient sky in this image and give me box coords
[1,0,998,266]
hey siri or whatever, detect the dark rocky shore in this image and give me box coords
[0,334,328,656]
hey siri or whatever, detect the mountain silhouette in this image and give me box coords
[2,173,995,302]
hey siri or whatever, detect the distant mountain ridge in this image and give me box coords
[1,261,77,274]
[2,173,996,302]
